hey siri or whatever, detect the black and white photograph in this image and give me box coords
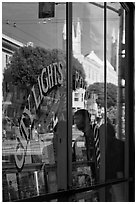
[2,2,135,202]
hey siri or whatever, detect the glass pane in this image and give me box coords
[106,3,125,182]
[72,2,104,189]
[72,2,125,193]
[2,2,67,201]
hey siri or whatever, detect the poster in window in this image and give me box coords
[6,173,18,201]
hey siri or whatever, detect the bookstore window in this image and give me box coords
[2,2,134,202]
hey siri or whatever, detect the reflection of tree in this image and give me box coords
[86,82,117,108]
[3,46,86,122]
[3,46,86,92]
[107,106,117,125]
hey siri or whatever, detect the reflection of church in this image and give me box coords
[62,19,118,111]
[62,19,118,86]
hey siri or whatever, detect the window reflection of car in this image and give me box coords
[72,172,91,188]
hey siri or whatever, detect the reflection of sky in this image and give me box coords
[2,2,120,61]
[81,3,120,60]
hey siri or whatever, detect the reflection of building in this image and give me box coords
[62,19,118,111]
[2,34,26,119]
[2,34,24,72]
[72,88,85,112]
[83,51,118,86]
[63,19,118,86]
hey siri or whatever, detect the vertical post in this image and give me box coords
[99,3,107,201]
[117,7,124,140]
[104,1,107,171]
[104,3,107,137]
[124,3,135,201]
[104,2,107,201]
[66,2,72,189]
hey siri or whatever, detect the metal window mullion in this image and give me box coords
[125,5,135,201]
[66,2,72,190]
[104,1,107,175]
[99,4,107,201]
[104,3,107,201]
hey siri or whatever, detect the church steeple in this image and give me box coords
[62,20,66,41]
[76,18,81,38]
[111,28,117,71]
[62,18,81,57]
[62,20,66,51]
[72,18,81,57]
[72,21,75,41]
[112,28,116,43]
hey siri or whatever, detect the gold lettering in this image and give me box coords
[32,85,41,110]
[57,62,63,84]
[38,76,44,101]
[19,115,30,141]
[47,64,54,89]
[53,62,57,85]
[16,62,64,170]
[41,68,49,94]
[23,106,33,125]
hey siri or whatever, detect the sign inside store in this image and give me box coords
[15,62,63,171]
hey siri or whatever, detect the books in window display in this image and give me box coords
[6,173,19,201]
[74,136,87,161]
[18,172,38,199]
[72,165,99,201]
[42,143,55,164]
[72,165,96,187]
[74,137,95,164]
[73,137,98,200]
